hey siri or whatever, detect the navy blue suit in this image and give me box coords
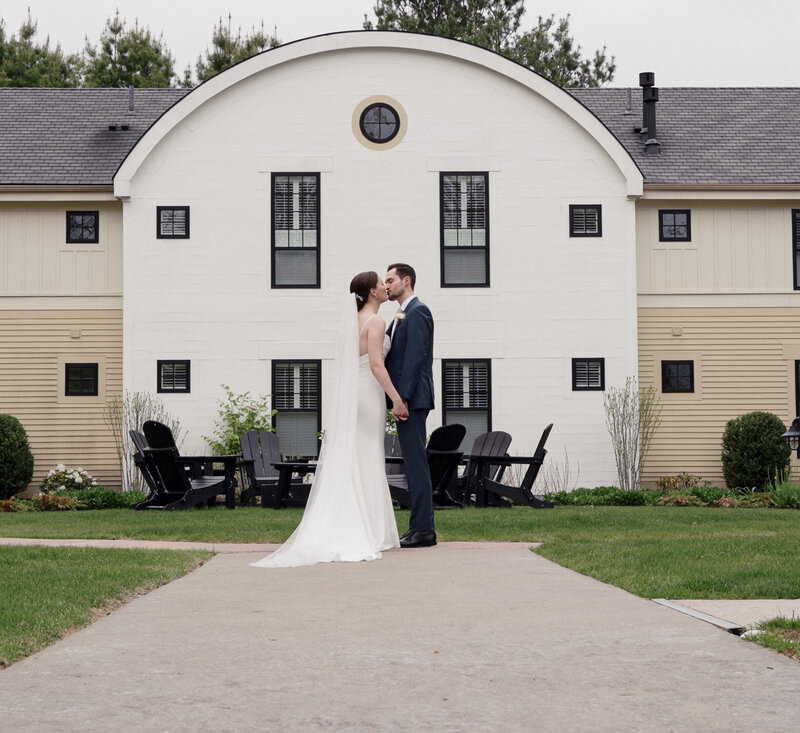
[385,297,435,532]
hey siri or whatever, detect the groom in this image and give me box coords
[384,263,436,548]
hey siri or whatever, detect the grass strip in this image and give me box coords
[3,505,800,598]
[0,546,211,668]
[745,617,800,661]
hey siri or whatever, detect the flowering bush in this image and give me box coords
[39,464,98,493]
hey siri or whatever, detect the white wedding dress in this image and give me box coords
[251,310,399,568]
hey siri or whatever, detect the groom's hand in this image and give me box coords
[392,398,409,421]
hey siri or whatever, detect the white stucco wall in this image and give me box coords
[118,32,641,487]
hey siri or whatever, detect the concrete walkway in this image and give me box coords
[2,540,800,731]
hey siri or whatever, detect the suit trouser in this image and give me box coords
[397,407,434,532]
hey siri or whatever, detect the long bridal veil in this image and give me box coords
[250,293,384,567]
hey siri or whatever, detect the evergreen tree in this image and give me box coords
[512,14,614,88]
[0,13,81,87]
[365,1,614,87]
[195,15,280,83]
[83,11,177,88]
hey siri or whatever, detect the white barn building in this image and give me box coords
[113,32,641,485]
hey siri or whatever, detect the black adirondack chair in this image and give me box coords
[239,430,310,507]
[462,425,555,509]
[455,431,513,506]
[132,421,237,510]
[129,430,160,496]
[388,424,466,509]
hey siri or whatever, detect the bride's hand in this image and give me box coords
[392,398,409,421]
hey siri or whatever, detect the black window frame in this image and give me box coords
[440,172,490,288]
[569,205,602,237]
[66,210,99,244]
[271,173,321,289]
[661,360,694,393]
[271,359,322,459]
[793,209,800,290]
[359,102,400,144]
[65,362,99,396]
[572,358,605,391]
[442,359,492,444]
[157,360,191,394]
[157,206,190,239]
[795,360,800,418]
[659,209,691,242]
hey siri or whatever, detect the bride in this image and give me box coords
[250,271,407,568]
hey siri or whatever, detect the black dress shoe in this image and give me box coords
[400,531,437,548]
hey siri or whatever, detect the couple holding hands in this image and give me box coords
[252,263,436,568]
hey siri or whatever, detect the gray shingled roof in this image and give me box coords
[2,86,799,187]
[570,87,800,185]
[0,88,188,186]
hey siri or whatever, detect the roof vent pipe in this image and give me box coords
[639,72,660,156]
[128,85,135,112]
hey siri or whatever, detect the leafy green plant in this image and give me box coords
[58,487,148,510]
[721,411,791,492]
[203,385,276,456]
[770,477,800,509]
[0,414,34,500]
[40,464,98,493]
[544,486,661,506]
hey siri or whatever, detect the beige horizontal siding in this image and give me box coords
[638,306,800,487]
[0,309,122,493]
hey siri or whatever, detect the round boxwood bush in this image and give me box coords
[0,414,35,500]
[721,411,791,492]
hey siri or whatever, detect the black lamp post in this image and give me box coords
[782,417,800,458]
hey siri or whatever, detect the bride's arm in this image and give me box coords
[367,318,408,419]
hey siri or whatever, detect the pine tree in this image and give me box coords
[195,15,280,83]
[0,13,81,87]
[364,1,614,87]
[83,11,177,88]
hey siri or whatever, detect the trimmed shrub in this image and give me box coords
[721,411,791,492]
[0,414,34,500]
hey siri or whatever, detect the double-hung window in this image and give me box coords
[440,173,489,287]
[442,359,491,449]
[272,360,321,458]
[272,173,320,288]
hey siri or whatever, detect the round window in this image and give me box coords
[359,103,400,144]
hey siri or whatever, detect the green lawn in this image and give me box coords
[3,505,800,599]
[0,546,211,667]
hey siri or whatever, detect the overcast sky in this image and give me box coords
[2,0,798,87]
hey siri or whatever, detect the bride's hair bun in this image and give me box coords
[349,271,379,312]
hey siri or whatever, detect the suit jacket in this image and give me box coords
[384,297,435,411]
